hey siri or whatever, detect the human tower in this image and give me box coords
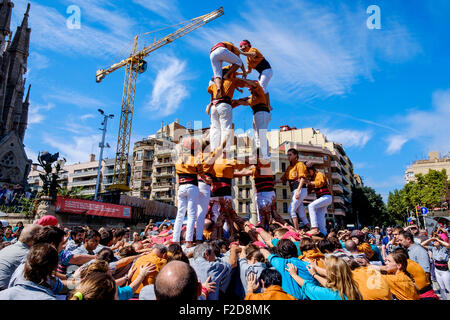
[172,40,332,247]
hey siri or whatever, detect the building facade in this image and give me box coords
[0,1,32,186]
[405,151,450,183]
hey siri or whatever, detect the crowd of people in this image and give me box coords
[0,213,448,300]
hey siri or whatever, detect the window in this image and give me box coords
[282,189,287,199]
[136,151,143,161]
[324,156,328,161]
[283,202,288,213]
[281,162,286,172]
[246,176,250,184]
[239,203,242,212]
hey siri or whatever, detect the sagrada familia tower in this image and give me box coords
[0,0,32,186]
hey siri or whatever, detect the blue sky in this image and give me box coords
[12,0,450,201]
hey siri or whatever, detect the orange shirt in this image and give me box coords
[351,267,392,300]
[252,160,273,178]
[311,171,328,189]
[245,285,297,300]
[299,249,325,268]
[222,41,241,56]
[129,252,167,293]
[247,82,267,107]
[357,243,375,260]
[382,271,419,300]
[175,154,203,175]
[406,259,429,290]
[207,78,242,100]
[246,47,265,71]
[210,157,248,179]
[281,161,308,182]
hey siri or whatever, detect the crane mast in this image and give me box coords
[96,7,224,192]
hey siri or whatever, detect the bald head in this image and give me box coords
[345,240,358,253]
[154,261,200,300]
[19,224,43,246]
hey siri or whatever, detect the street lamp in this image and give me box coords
[94,109,114,201]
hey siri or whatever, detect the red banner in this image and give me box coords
[56,197,131,219]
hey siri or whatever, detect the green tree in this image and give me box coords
[386,169,448,224]
[351,186,389,227]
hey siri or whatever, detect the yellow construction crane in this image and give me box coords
[96,7,224,192]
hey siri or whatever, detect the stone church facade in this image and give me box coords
[0,1,32,186]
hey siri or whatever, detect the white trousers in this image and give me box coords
[210,196,232,232]
[308,195,332,235]
[210,102,233,150]
[258,68,273,93]
[173,184,198,242]
[435,268,450,300]
[288,188,309,225]
[253,111,271,159]
[256,191,275,223]
[196,181,211,241]
[210,47,243,79]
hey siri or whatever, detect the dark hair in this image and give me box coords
[97,248,115,263]
[167,243,189,263]
[276,239,298,259]
[236,231,252,246]
[34,226,65,248]
[393,247,410,259]
[299,238,316,252]
[117,245,138,258]
[268,224,280,234]
[114,229,126,239]
[71,226,85,238]
[154,262,199,300]
[246,249,265,263]
[287,148,298,157]
[24,243,58,287]
[328,237,342,250]
[390,250,414,281]
[318,239,335,253]
[399,231,414,243]
[259,268,282,287]
[85,229,101,241]
[100,230,113,246]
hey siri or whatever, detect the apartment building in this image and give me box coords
[405,151,450,183]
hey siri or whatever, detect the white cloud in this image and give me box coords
[323,128,372,148]
[43,134,102,164]
[132,0,182,22]
[80,114,96,120]
[45,90,105,109]
[28,102,55,125]
[145,56,189,117]
[384,89,450,154]
[11,1,135,60]
[386,135,408,154]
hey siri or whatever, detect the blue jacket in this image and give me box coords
[0,279,56,300]
[268,254,316,300]
[301,280,347,300]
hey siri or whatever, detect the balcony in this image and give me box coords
[334,196,344,205]
[70,170,98,178]
[69,179,98,187]
[153,171,174,178]
[342,185,351,195]
[331,161,340,168]
[331,173,342,183]
[79,189,95,195]
[341,174,349,185]
[334,209,346,216]
[154,161,173,168]
[152,196,173,202]
[152,182,174,188]
[332,184,344,194]
[344,196,351,204]
[103,169,115,176]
